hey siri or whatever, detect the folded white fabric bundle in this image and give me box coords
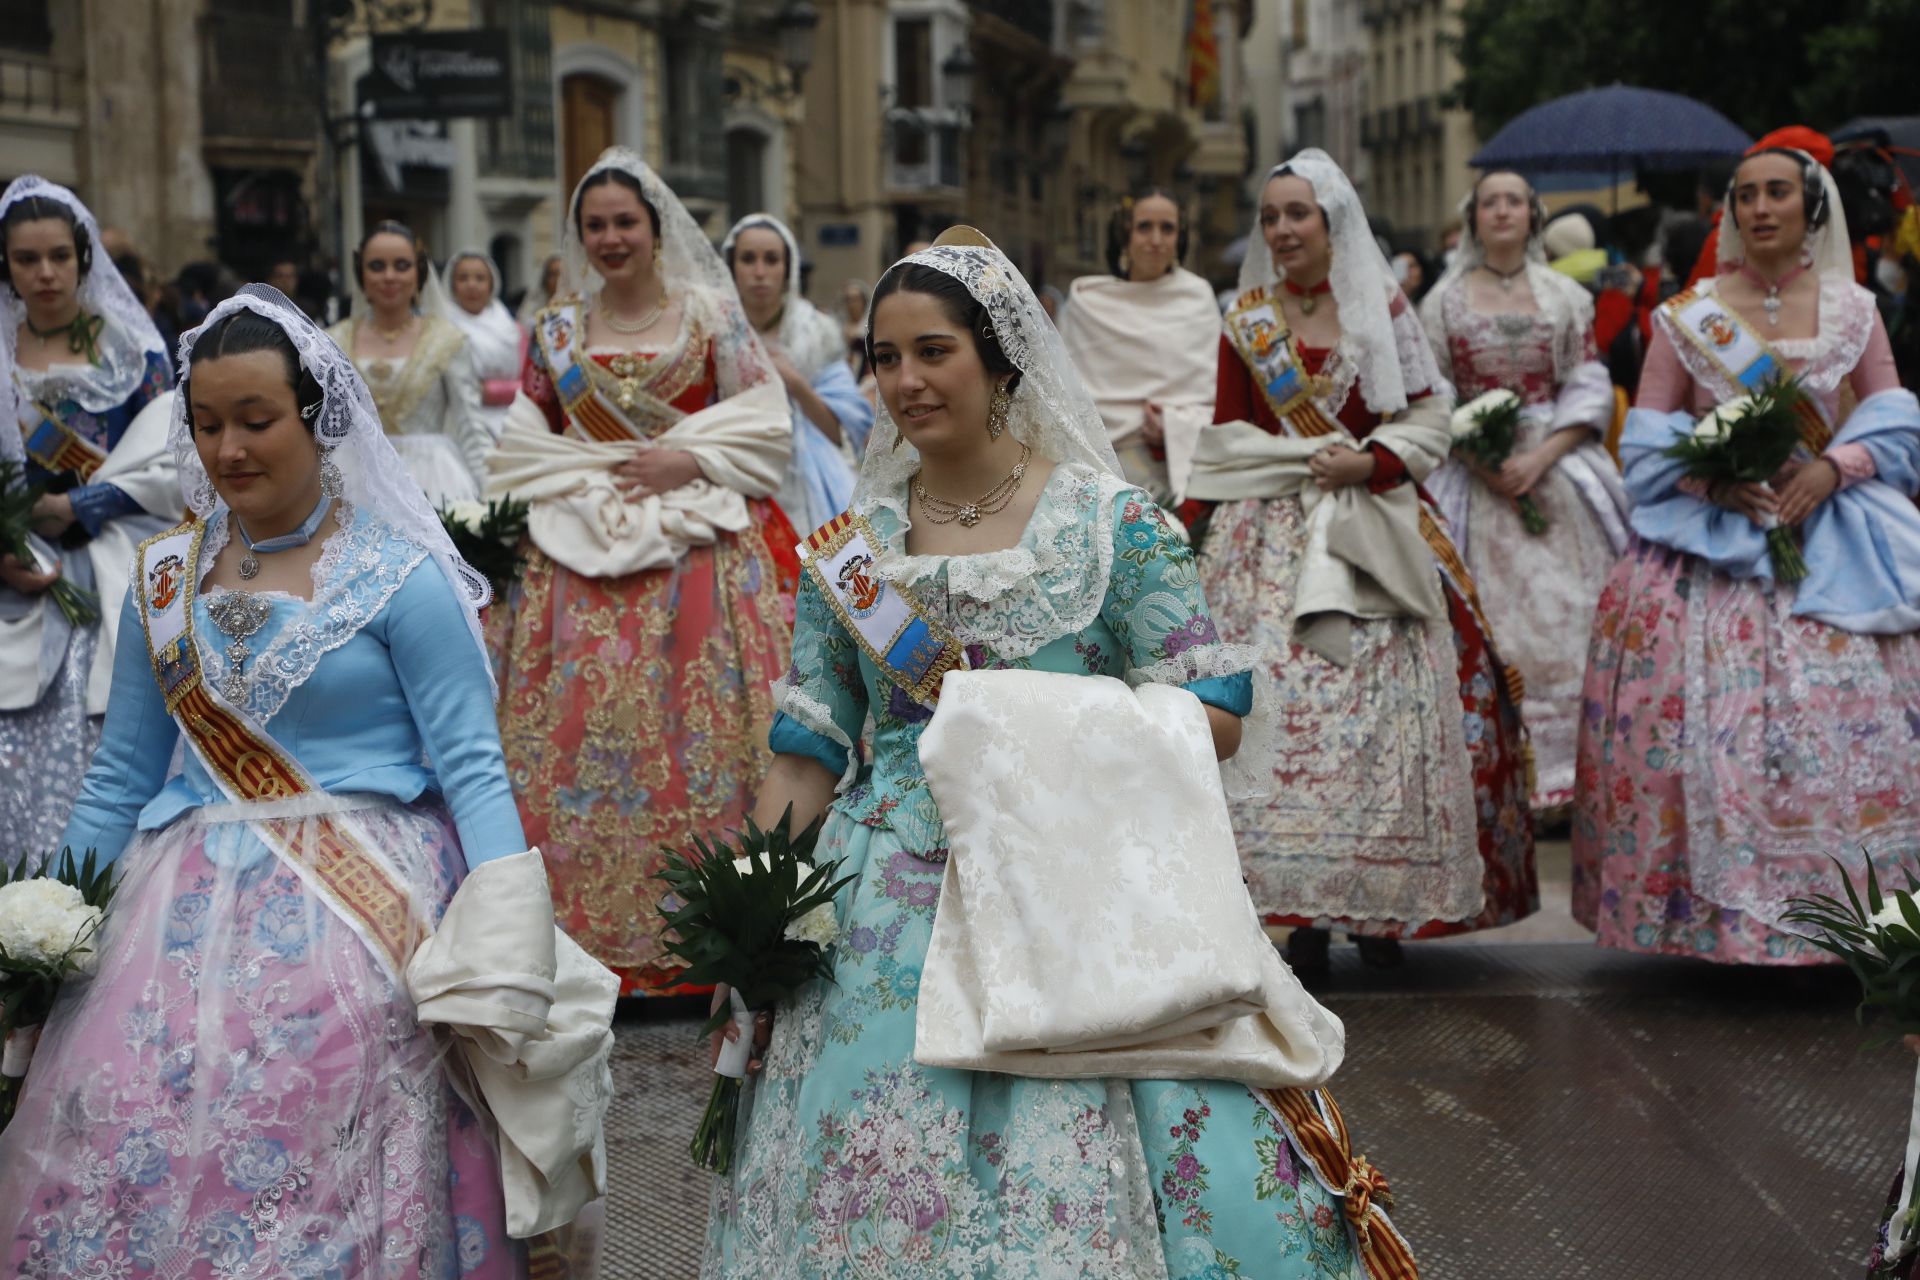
[405,848,620,1238]
[914,668,1345,1086]
[485,378,790,578]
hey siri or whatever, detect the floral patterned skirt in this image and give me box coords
[1201,495,1536,937]
[1573,538,1920,963]
[488,505,796,996]
[703,809,1368,1280]
[0,799,522,1279]
[0,617,101,860]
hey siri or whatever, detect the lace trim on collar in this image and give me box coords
[196,503,429,724]
[862,462,1132,660]
[1661,275,1875,399]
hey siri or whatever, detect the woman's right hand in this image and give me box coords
[1708,480,1778,526]
[708,983,773,1076]
[0,551,57,595]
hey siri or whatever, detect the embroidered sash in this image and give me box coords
[17,390,108,480]
[135,523,427,981]
[1257,1087,1420,1280]
[1665,286,1833,452]
[799,512,967,707]
[537,301,685,445]
[1223,287,1344,440]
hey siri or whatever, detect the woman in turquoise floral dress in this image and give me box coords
[701,231,1400,1280]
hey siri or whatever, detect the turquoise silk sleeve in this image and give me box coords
[768,568,870,779]
[59,595,183,866]
[384,567,529,862]
[1100,487,1253,715]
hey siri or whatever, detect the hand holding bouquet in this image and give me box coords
[0,847,116,1132]
[1661,375,1813,583]
[1785,858,1920,1266]
[0,459,102,626]
[656,806,849,1173]
[438,495,530,599]
[1450,389,1548,534]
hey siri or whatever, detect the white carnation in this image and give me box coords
[0,879,105,969]
[1692,396,1753,444]
[783,903,840,949]
[1870,894,1916,933]
[443,500,489,532]
[1449,389,1520,438]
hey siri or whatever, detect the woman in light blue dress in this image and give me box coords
[724,213,873,533]
[0,286,606,1278]
[702,233,1409,1280]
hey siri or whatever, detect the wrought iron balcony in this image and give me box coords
[201,8,323,145]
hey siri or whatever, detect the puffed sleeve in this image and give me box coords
[1100,488,1252,716]
[768,568,870,785]
[58,594,182,865]
[383,565,527,863]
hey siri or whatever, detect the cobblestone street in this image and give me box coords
[599,843,1907,1278]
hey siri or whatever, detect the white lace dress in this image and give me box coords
[1419,278,1629,810]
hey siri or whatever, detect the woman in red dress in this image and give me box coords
[488,148,797,995]
[1184,149,1536,975]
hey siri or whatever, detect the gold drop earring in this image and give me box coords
[987,380,1010,441]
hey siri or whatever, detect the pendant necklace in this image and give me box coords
[1283,278,1333,315]
[235,494,334,581]
[371,314,415,344]
[1738,261,1808,327]
[1483,261,1528,293]
[916,444,1032,528]
[207,590,273,704]
[605,295,669,334]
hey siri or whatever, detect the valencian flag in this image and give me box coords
[1188,0,1220,110]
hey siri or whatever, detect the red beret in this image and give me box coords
[1748,126,1834,168]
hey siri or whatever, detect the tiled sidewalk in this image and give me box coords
[601,840,1899,1278]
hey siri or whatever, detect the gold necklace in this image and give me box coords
[371,314,415,343]
[604,295,668,334]
[914,444,1032,528]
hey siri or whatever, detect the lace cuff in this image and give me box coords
[1826,442,1877,489]
[770,680,860,790]
[1127,642,1275,802]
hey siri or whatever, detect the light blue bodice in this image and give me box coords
[61,520,525,866]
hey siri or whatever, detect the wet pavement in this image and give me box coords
[600,841,1904,1278]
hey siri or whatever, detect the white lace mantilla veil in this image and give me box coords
[719,212,844,381]
[169,285,495,678]
[1422,174,1596,383]
[1238,149,1442,414]
[558,147,771,393]
[1716,148,1853,282]
[0,175,166,464]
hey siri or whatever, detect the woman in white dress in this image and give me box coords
[327,221,489,504]
[722,213,872,533]
[446,249,525,445]
[1060,187,1221,505]
[1419,171,1629,815]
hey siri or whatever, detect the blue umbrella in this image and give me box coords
[1471,84,1752,173]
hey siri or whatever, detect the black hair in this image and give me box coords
[724,218,789,274]
[1661,213,1710,283]
[866,263,1022,395]
[1730,147,1830,232]
[184,304,324,428]
[1266,165,1332,233]
[1465,170,1547,242]
[1699,157,1739,201]
[572,169,662,241]
[112,251,145,298]
[353,220,423,295]
[1,195,93,296]
[1106,187,1189,278]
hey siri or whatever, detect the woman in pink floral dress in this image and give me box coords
[1574,146,1920,963]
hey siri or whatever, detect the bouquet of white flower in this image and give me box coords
[1449,388,1547,534]
[0,847,115,1131]
[0,458,101,626]
[1661,374,1811,582]
[655,806,850,1173]
[437,495,530,599]
[1784,858,1920,1267]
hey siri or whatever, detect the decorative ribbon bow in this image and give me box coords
[1262,1086,1421,1280]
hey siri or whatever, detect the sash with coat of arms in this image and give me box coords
[799,512,968,708]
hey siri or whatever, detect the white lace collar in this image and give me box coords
[861,461,1132,659]
[196,503,428,724]
[1662,275,1876,398]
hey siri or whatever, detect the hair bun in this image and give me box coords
[932,225,997,250]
